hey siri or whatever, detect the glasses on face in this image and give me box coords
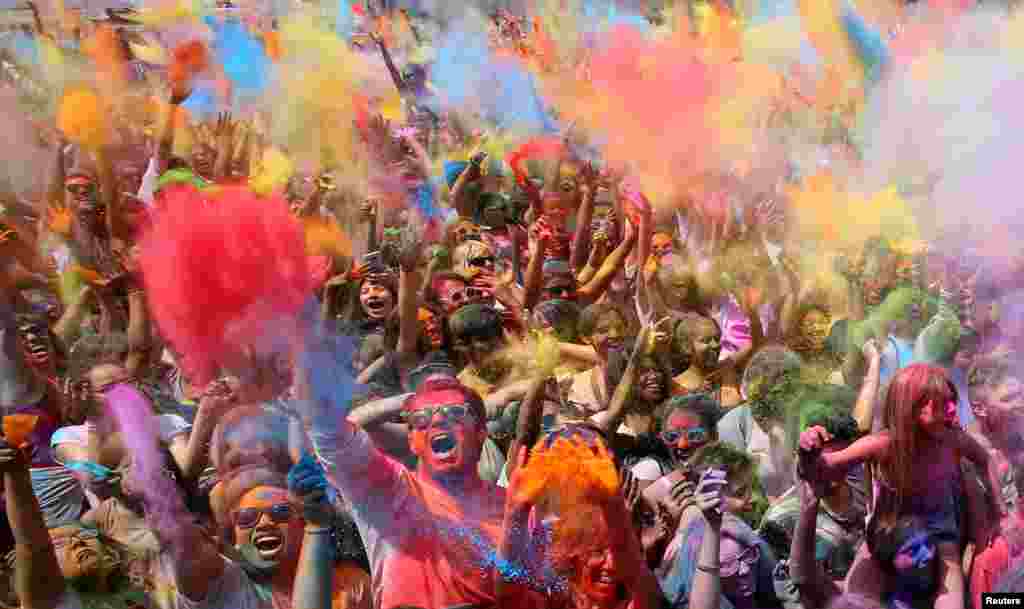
[721,544,760,578]
[660,427,709,446]
[543,287,573,299]
[469,257,495,269]
[51,527,100,551]
[404,404,474,430]
[66,183,96,196]
[234,503,295,529]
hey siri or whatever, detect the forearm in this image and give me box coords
[292,527,335,609]
[689,519,722,609]
[578,233,636,302]
[790,498,834,609]
[397,267,420,354]
[124,289,150,377]
[52,295,89,350]
[507,376,546,479]
[601,356,639,437]
[347,393,412,429]
[179,406,219,481]
[569,189,595,272]
[523,241,546,310]
[7,469,63,609]
[852,357,880,432]
[47,143,65,208]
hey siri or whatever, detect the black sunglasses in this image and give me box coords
[404,404,474,430]
[234,503,295,529]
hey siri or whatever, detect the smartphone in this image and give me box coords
[362,251,384,272]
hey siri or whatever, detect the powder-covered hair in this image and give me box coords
[785,383,860,453]
[657,392,723,433]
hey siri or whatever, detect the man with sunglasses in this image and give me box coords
[305,376,505,609]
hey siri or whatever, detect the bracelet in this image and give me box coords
[304,527,333,536]
[696,564,720,574]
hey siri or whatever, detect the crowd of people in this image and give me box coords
[1,1,1023,609]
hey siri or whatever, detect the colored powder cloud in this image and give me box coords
[430,14,556,133]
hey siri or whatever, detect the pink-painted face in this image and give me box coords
[916,399,958,439]
[405,389,484,479]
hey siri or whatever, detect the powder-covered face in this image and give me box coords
[798,309,831,354]
[583,311,627,360]
[637,366,667,403]
[916,398,958,440]
[233,486,303,567]
[359,277,395,321]
[720,536,759,601]
[686,320,722,371]
[652,234,674,258]
[974,377,1024,432]
[662,412,711,466]
[578,546,622,606]
[49,525,105,582]
[418,308,444,350]
[66,176,101,223]
[432,277,470,316]
[406,389,484,480]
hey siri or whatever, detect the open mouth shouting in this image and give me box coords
[364,296,389,318]
[251,530,285,560]
[430,432,457,460]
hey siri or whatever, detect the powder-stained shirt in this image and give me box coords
[311,422,506,609]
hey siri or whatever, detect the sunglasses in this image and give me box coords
[234,503,295,529]
[721,544,760,578]
[51,527,100,551]
[404,404,474,430]
[469,257,495,269]
[66,183,97,196]
[660,427,709,445]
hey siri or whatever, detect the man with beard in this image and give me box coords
[303,376,506,609]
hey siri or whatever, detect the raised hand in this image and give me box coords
[0,438,27,475]
[287,452,334,527]
[694,468,728,527]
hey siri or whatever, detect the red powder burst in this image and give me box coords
[138,186,313,385]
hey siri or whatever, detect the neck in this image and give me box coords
[624,410,655,435]
[424,466,484,497]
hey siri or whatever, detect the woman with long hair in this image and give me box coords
[798,363,1004,609]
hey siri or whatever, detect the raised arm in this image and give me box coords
[852,340,881,432]
[2,439,63,609]
[522,230,548,311]
[594,328,648,438]
[396,230,422,356]
[569,164,597,274]
[799,428,889,480]
[790,481,841,609]
[576,218,638,305]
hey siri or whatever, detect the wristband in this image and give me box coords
[696,564,720,574]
